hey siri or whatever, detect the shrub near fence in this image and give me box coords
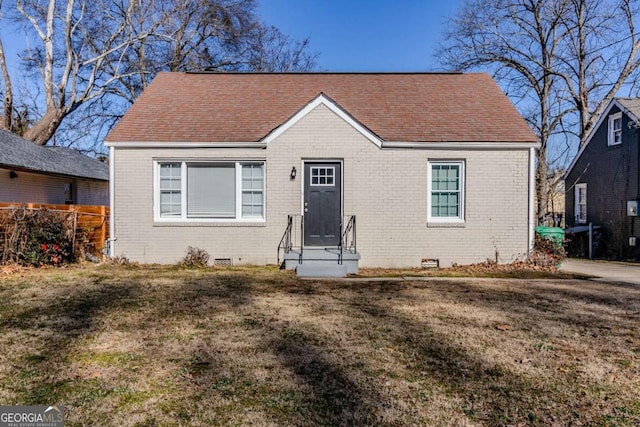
[0,203,109,265]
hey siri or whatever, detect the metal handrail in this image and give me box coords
[338,216,344,264]
[300,215,304,263]
[342,215,356,254]
[279,214,354,267]
[277,215,293,266]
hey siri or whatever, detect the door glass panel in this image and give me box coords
[310,167,335,186]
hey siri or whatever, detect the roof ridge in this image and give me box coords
[182,70,465,75]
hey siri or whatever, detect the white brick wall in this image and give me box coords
[112,104,530,267]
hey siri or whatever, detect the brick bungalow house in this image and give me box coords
[105,72,538,275]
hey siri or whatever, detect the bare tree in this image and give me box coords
[0,0,318,148]
[10,0,149,145]
[439,0,640,220]
[0,0,14,131]
[107,0,258,105]
[244,24,319,72]
[556,0,640,144]
[439,0,568,220]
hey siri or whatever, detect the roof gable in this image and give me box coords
[565,98,640,178]
[263,93,382,147]
[105,72,538,145]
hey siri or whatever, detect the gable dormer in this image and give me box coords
[566,98,640,179]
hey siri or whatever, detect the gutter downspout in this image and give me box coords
[528,146,536,254]
[109,146,115,257]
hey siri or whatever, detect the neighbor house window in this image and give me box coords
[608,112,622,146]
[575,183,587,224]
[64,182,74,204]
[428,161,465,222]
[156,161,265,221]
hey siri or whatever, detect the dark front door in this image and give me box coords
[304,162,341,246]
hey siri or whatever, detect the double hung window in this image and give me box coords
[575,183,587,224]
[608,112,622,146]
[428,161,465,222]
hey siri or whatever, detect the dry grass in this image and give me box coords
[0,264,638,426]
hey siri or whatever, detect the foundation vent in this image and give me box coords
[421,258,439,269]
[213,258,233,267]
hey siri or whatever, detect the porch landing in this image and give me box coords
[283,247,360,278]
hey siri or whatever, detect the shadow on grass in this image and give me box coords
[3,267,638,425]
[337,278,640,426]
[347,296,549,425]
[1,276,139,405]
[406,278,640,334]
[269,329,383,426]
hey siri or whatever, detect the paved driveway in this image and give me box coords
[560,258,640,285]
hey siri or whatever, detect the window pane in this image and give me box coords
[187,164,235,218]
[160,163,181,191]
[242,192,263,217]
[160,178,181,191]
[242,164,263,190]
[614,117,621,131]
[160,191,181,217]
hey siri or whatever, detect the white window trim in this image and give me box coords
[154,160,266,223]
[575,183,587,224]
[427,160,465,223]
[608,112,622,146]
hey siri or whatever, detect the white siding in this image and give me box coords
[112,104,530,267]
[0,168,69,204]
[0,167,108,206]
[76,180,109,206]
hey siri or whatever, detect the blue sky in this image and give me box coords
[1,1,461,73]
[257,0,462,71]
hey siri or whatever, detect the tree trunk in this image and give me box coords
[536,146,549,223]
[22,108,65,145]
[0,36,12,131]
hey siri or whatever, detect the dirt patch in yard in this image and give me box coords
[0,265,638,426]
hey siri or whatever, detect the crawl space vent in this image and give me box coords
[213,258,233,267]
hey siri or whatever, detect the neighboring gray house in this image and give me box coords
[0,129,109,206]
[105,72,539,274]
[565,98,640,259]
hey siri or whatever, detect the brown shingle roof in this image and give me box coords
[105,72,537,144]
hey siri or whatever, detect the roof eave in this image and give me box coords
[104,141,267,148]
[0,163,108,181]
[382,141,540,149]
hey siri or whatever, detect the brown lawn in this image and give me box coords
[0,265,638,426]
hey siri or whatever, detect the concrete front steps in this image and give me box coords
[283,247,360,278]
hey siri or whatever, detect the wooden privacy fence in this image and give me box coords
[0,203,109,258]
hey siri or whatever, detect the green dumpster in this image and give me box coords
[535,226,565,247]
